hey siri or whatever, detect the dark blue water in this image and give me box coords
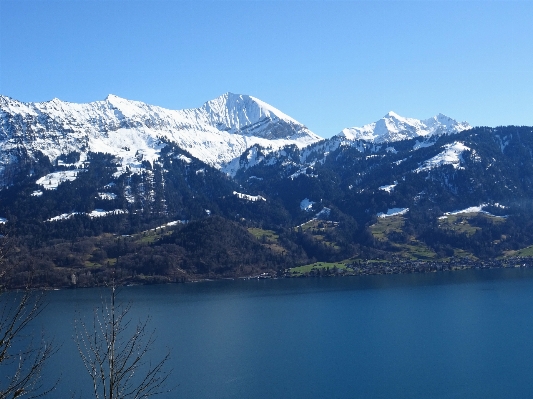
[32,268,533,398]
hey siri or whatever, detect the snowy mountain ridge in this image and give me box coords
[0,92,320,181]
[0,92,473,186]
[338,111,471,143]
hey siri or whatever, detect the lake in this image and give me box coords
[30,268,533,398]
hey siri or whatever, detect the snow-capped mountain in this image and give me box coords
[338,111,471,143]
[229,111,472,178]
[0,93,320,182]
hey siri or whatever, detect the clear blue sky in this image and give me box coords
[1,0,532,138]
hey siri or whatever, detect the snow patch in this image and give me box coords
[46,209,127,222]
[124,186,135,203]
[415,142,470,173]
[379,181,398,193]
[176,154,192,163]
[413,140,436,150]
[98,192,117,200]
[233,191,266,202]
[438,204,505,219]
[315,207,331,220]
[47,212,79,222]
[36,170,85,190]
[31,190,43,197]
[377,208,409,218]
[148,220,188,232]
[0,217,7,224]
[87,209,127,218]
[300,198,315,211]
[165,220,188,226]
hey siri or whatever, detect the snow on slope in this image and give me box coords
[0,93,321,181]
[233,191,266,202]
[46,209,126,222]
[379,182,398,193]
[300,198,315,211]
[415,142,471,173]
[438,204,506,219]
[338,112,471,143]
[377,208,409,218]
[36,170,85,189]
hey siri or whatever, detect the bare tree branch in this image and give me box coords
[75,282,172,399]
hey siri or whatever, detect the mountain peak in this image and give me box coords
[384,111,401,119]
[104,94,133,106]
[201,92,306,134]
[105,94,120,101]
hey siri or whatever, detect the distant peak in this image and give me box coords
[105,94,122,101]
[435,113,453,120]
[385,111,401,118]
[216,92,252,103]
[338,111,471,143]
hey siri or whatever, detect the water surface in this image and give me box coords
[34,268,533,398]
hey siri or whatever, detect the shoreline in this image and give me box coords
[4,256,533,292]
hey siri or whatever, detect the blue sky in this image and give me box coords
[1,0,532,138]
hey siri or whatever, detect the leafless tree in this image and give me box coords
[0,237,55,399]
[75,283,171,399]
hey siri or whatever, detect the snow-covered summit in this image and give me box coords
[338,112,471,143]
[0,93,321,180]
[201,93,305,138]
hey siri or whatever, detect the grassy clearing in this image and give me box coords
[134,229,175,244]
[438,213,505,236]
[297,219,339,232]
[294,220,342,249]
[369,216,405,241]
[438,214,479,236]
[398,242,437,260]
[369,216,437,260]
[504,244,533,257]
[248,227,286,254]
[248,228,279,241]
[290,261,349,275]
[349,259,389,264]
[453,249,477,259]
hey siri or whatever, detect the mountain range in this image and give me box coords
[1,92,532,288]
[0,93,320,181]
[0,93,470,181]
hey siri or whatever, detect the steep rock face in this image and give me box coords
[0,93,321,183]
[338,111,471,143]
